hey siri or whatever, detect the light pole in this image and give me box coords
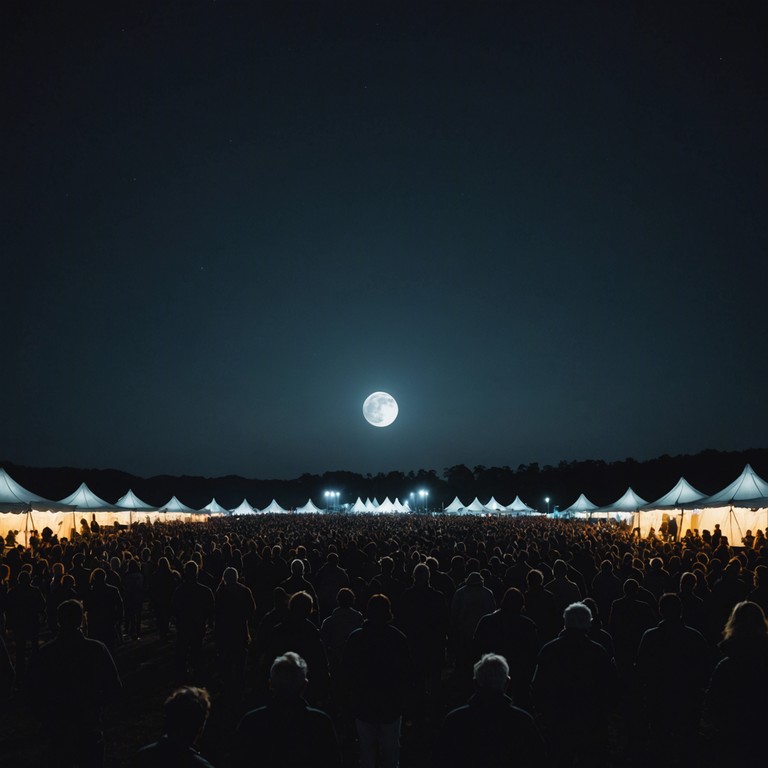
[324,490,339,513]
[545,497,550,515]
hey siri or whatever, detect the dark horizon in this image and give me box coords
[4,445,767,512]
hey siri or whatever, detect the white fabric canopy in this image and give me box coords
[560,493,599,516]
[160,496,198,513]
[700,464,768,508]
[261,499,289,514]
[444,496,466,513]
[203,498,229,514]
[465,497,488,513]
[232,499,257,515]
[634,478,708,537]
[505,496,536,514]
[296,499,322,514]
[644,477,707,509]
[350,497,367,513]
[597,487,648,514]
[60,483,115,511]
[116,490,156,511]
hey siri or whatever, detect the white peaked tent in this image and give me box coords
[393,498,408,513]
[634,478,707,537]
[701,464,768,507]
[0,468,73,543]
[466,497,488,514]
[365,498,376,512]
[296,499,322,514]
[505,496,536,515]
[595,488,647,520]
[203,499,229,514]
[116,489,159,525]
[350,497,367,513]
[682,465,768,545]
[261,499,289,514]
[160,496,198,514]
[444,497,466,513]
[63,482,134,528]
[117,490,156,511]
[372,498,381,507]
[232,499,257,515]
[485,497,506,512]
[561,493,599,517]
[159,496,200,522]
[377,497,396,513]
[61,483,114,511]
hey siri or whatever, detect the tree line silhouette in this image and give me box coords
[3,447,767,513]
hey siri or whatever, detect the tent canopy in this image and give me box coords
[0,468,71,512]
[561,493,599,515]
[597,487,648,513]
[60,483,115,511]
[116,489,156,511]
[465,497,488,513]
[203,498,229,514]
[643,477,707,509]
[700,464,768,508]
[485,496,506,511]
[261,499,289,514]
[296,499,322,514]
[232,499,257,515]
[505,496,536,514]
[160,496,197,513]
[444,497,466,513]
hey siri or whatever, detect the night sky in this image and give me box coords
[3,2,767,480]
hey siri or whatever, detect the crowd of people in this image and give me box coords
[1,513,768,767]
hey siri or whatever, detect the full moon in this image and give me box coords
[363,391,398,428]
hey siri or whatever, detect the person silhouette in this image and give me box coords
[32,599,122,768]
[137,686,215,767]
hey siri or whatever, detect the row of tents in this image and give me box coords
[0,469,420,543]
[2,464,767,547]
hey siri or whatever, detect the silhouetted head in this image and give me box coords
[222,567,238,586]
[563,602,592,631]
[659,593,682,621]
[58,599,84,631]
[164,686,211,746]
[413,562,430,586]
[526,569,543,588]
[553,559,568,578]
[183,561,199,581]
[680,572,696,593]
[90,568,106,586]
[291,559,305,576]
[366,594,393,624]
[270,652,308,698]
[473,653,509,693]
[336,587,355,609]
[723,601,768,643]
[501,587,524,613]
[623,578,639,597]
[288,591,313,619]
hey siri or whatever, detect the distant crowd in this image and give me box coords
[1,514,768,767]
